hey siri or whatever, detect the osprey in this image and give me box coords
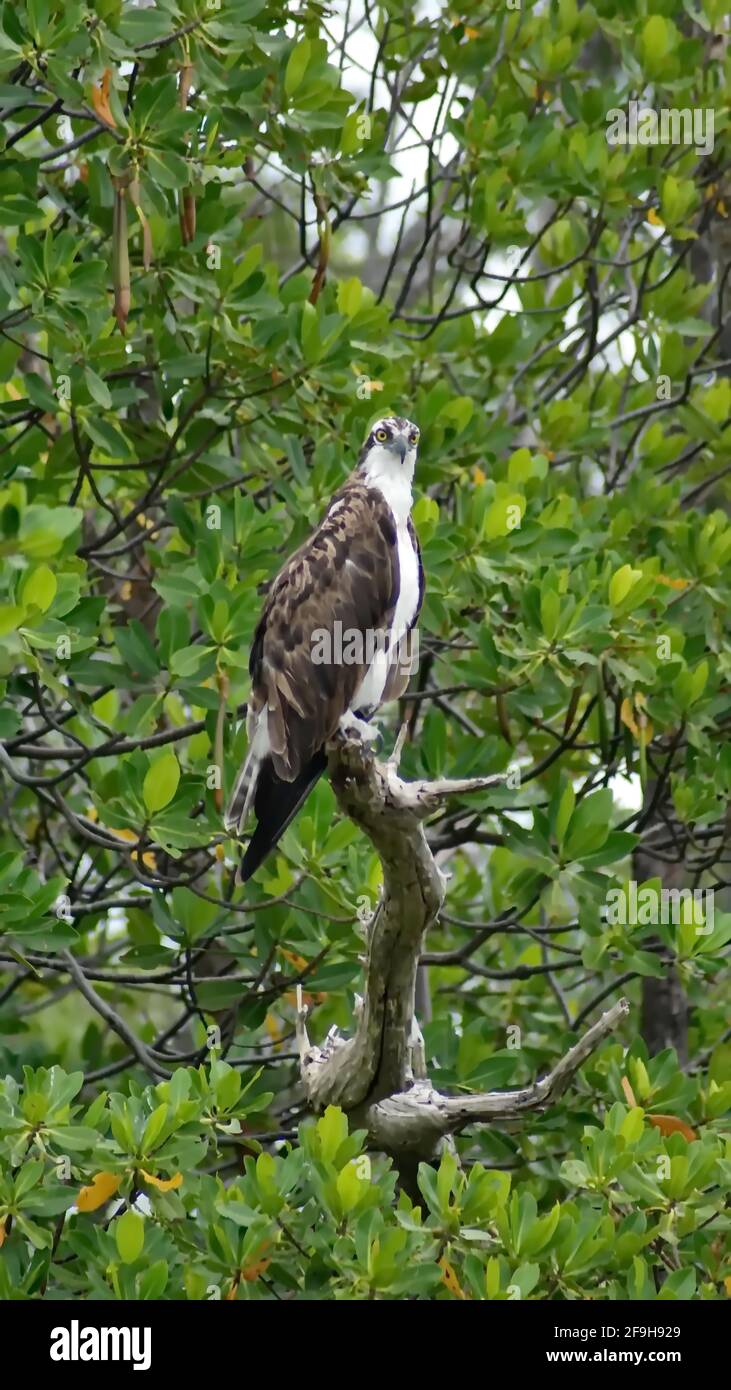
[225,416,424,879]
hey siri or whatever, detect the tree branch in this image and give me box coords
[295,731,630,1161]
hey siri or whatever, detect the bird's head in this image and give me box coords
[357,416,420,489]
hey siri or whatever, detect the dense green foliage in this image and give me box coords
[0,1064,727,1300]
[0,0,729,1299]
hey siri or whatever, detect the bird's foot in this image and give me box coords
[338,712,380,746]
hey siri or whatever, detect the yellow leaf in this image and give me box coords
[77,1171,121,1212]
[285,988,317,1009]
[620,695,653,744]
[656,574,689,590]
[215,842,225,861]
[239,1240,272,1283]
[140,1169,183,1192]
[620,697,638,736]
[647,1114,697,1142]
[725,1275,731,1297]
[280,949,324,1006]
[265,1012,283,1045]
[131,850,157,871]
[621,1075,637,1108]
[91,69,117,129]
[439,1256,467,1299]
[279,947,309,973]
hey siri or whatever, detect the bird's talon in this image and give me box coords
[338,713,380,746]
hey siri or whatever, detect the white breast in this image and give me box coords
[391,516,420,645]
[351,480,419,715]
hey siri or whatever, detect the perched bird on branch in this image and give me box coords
[225,416,424,879]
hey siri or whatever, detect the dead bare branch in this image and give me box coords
[294,732,630,1161]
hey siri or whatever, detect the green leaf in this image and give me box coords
[0,197,43,225]
[115,1209,145,1265]
[316,1105,348,1165]
[0,604,26,635]
[17,505,82,559]
[483,494,525,540]
[285,38,311,96]
[641,15,670,60]
[300,300,320,363]
[19,564,57,614]
[141,1102,168,1153]
[24,372,58,412]
[554,782,575,846]
[436,1151,458,1214]
[336,1161,365,1213]
[439,396,474,433]
[143,753,180,814]
[84,367,112,409]
[146,150,191,191]
[609,564,641,607]
[657,1267,696,1300]
[138,1259,168,1300]
[115,621,159,679]
[540,587,560,640]
[336,276,362,319]
[563,789,613,860]
[485,1255,501,1298]
[620,1107,645,1143]
[83,416,134,459]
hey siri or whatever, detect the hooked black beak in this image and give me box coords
[390,436,408,463]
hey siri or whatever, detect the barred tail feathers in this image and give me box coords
[223,707,269,835]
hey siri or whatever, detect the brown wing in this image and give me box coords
[248,482,399,781]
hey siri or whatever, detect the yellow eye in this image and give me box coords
[409,431,419,445]
[375,428,388,442]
